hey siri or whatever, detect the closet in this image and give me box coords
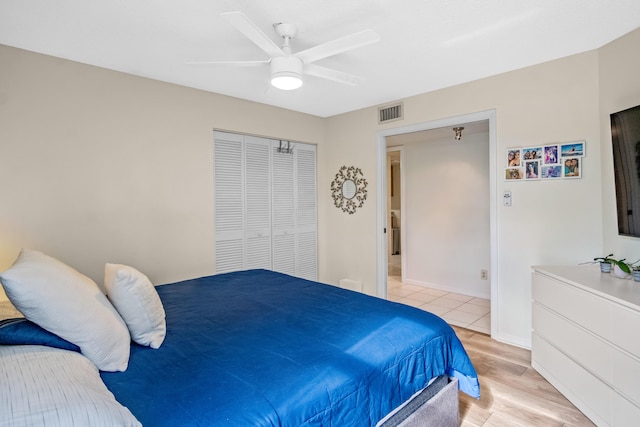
[214,131,317,281]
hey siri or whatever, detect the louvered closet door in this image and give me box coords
[214,132,317,280]
[295,144,317,280]
[244,136,272,269]
[214,132,244,273]
[271,142,296,276]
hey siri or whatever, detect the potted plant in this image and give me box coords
[593,254,615,273]
[611,258,632,279]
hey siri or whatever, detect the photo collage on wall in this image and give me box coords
[504,140,585,181]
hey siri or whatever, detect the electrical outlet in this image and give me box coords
[480,269,488,280]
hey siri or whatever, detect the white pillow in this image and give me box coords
[0,249,130,371]
[104,263,166,349]
[0,345,141,427]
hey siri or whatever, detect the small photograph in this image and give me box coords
[525,160,540,180]
[560,141,585,157]
[522,147,542,160]
[563,157,581,178]
[543,145,559,164]
[541,165,562,179]
[506,148,521,167]
[505,167,524,180]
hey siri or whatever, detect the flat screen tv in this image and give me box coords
[611,104,640,237]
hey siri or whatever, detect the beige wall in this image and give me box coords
[0,45,325,294]
[600,28,640,257]
[2,27,639,347]
[325,47,605,347]
[320,108,380,290]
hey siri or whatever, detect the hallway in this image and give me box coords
[388,256,490,334]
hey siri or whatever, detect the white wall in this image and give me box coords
[402,132,490,299]
[600,28,640,258]
[325,48,604,348]
[0,45,325,296]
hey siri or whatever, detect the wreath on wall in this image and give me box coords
[331,166,368,214]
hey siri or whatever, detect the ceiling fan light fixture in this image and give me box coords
[270,56,303,90]
[271,74,303,90]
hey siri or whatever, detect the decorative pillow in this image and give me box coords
[104,263,166,349]
[0,317,80,352]
[0,345,141,427]
[0,249,130,371]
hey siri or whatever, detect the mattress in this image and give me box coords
[101,269,479,426]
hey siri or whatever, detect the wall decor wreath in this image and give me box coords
[331,166,368,214]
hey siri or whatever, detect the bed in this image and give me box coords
[0,249,479,426]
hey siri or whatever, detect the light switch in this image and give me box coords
[503,191,512,207]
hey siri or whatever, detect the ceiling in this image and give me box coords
[1,1,639,118]
[386,121,489,146]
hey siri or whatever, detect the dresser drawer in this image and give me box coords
[533,302,612,383]
[613,393,640,426]
[532,333,612,426]
[532,271,613,338]
[611,304,640,356]
[613,349,640,407]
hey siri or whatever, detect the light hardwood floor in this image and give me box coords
[454,326,595,427]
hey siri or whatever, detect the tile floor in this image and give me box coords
[387,259,491,334]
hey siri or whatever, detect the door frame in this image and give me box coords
[375,109,497,337]
[386,146,406,283]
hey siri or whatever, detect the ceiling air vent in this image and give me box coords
[378,103,403,124]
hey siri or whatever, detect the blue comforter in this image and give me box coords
[101,269,479,426]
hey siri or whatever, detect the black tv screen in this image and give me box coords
[611,104,640,237]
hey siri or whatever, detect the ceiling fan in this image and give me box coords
[192,12,381,90]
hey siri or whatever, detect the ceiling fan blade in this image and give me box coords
[222,11,284,58]
[304,63,363,86]
[296,29,380,63]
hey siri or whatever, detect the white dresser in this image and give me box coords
[531,265,640,426]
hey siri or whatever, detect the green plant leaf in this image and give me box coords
[616,260,632,274]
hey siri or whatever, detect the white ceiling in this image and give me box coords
[386,120,490,146]
[1,1,639,118]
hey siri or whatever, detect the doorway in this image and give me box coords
[387,148,403,280]
[375,110,497,337]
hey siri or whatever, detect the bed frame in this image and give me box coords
[378,376,459,427]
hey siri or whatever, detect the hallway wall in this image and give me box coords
[402,131,491,298]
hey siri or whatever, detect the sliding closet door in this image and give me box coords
[214,131,317,280]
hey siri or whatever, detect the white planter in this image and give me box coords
[612,264,631,279]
